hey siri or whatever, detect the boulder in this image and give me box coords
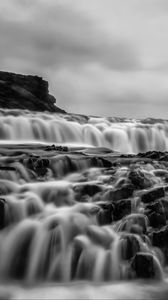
[119,234,141,260]
[141,187,165,203]
[112,199,132,221]
[118,214,148,234]
[130,252,163,280]
[109,183,134,202]
[27,157,49,176]
[145,201,166,228]
[97,202,113,225]
[128,168,152,189]
[152,225,168,248]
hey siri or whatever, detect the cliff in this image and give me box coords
[0,71,65,113]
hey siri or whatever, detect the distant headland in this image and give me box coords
[0,71,66,113]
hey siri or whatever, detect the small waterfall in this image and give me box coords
[0,109,168,153]
[0,108,167,291]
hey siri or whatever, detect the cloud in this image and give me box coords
[0,0,139,75]
[49,65,168,118]
[1,0,168,118]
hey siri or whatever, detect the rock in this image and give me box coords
[130,224,144,235]
[119,234,142,260]
[128,168,152,189]
[109,183,134,202]
[118,214,148,234]
[0,71,65,113]
[45,145,68,152]
[27,157,49,176]
[97,202,113,225]
[112,199,132,221]
[138,151,163,160]
[74,184,102,201]
[0,198,6,229]
[141,187,165,203]
[130,252,163,280]
[152,225,168,248]
[145,201,166,228]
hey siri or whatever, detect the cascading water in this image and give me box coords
[1,109,168,299]
[0,109,168,153]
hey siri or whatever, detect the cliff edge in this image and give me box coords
[0,71,65,113]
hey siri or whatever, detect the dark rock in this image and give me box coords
[112,199,132,221]
[27,157,49,176]
[74,184,102,199]
[152,225,168,248]
[131,252,163,279]
[138,151,163,160]
[111,183,134,202]
[119,234,141,260]
[118,214,148,234]
[0,198,6,229]
[130,224,144,235]
[0,71,65,113]
[141,187,165,203]
[145,201,166,228]
[147,212,166,228]
[45,145,68,152]
[97,202,113,225]
[128,168,152,189]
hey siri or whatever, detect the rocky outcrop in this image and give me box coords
[0,71,65,113]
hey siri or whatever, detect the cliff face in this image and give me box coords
[0,71,65,113]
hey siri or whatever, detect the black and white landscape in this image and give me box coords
[1,1,168,299]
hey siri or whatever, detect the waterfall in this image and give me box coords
[0,109,168,153]
[0,108,167,293]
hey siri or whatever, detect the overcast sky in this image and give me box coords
[1,0,168,118]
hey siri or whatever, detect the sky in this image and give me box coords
[1,0,168,118]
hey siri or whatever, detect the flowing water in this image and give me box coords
[1,109,168,153]
[1,109,168,299]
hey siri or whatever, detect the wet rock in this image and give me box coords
[128,168,152,189]
[45,145,68,152]
[131,252,163,280]
[141,187,165,203]
[74,184,102,198]
[97,202,113,225]
[130,224,144,235]
[138,151,163,160]
[0,198,6,229]
[120,234,141,260]
[112,199,132,221]
[118,214,148,234]
[109,183,134,202]
[27,157,49,176]
[145,201,166,228]
[152,225,168,248]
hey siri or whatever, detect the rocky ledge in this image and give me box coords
[0,71,65,113]
[1,146,168,281]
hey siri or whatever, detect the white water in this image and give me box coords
[0,109,168,153]
[0,109,168,298]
